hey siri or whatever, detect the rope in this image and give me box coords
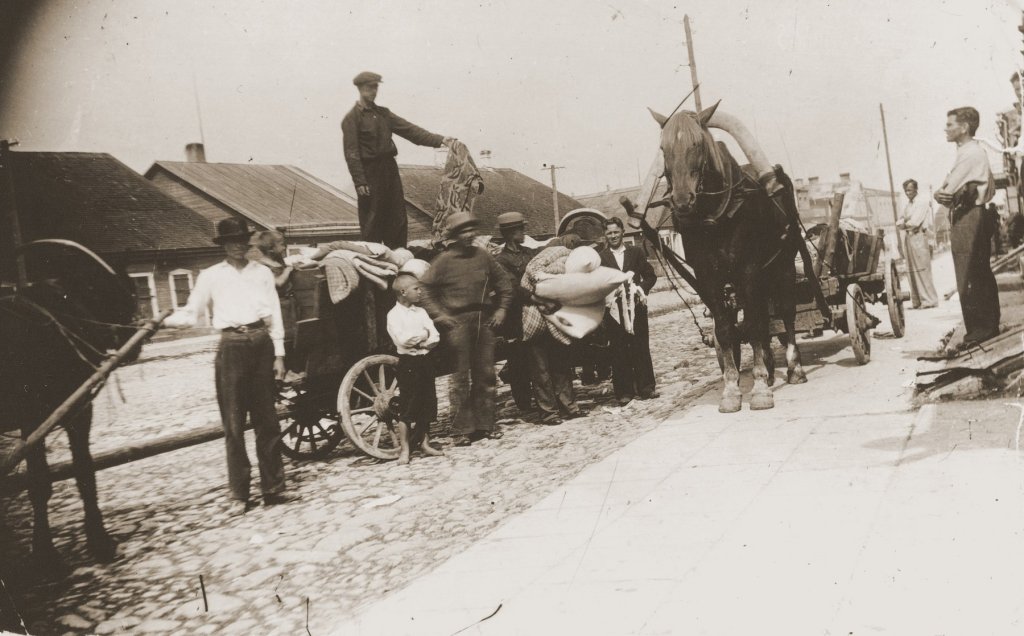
[648,239,710,345]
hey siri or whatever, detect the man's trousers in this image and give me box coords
[448,311,496,435]
[951,205,1000,343]
[605,305,656,400]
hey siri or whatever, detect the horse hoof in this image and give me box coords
[787,370,808,385]
[88,533,118,563]
[749,391,775,410]
[766,373,777,387]
[718,395,742,413]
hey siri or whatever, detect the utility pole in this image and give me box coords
[0,138,27,287]
[684,15,702,112]
[878,103,903,257]
[543,163,564,234]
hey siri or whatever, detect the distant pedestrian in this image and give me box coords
[341,71,455,248]
[934,106,1001,349]
[896,179,938,308]
[387,273,444,464]
[420,212,513,446]
[164,218,295,514]
[598,217,658,406]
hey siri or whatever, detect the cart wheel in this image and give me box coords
[846,283,871,364]
[884,258,906,338]
[338,354,401,460]
[277,387,344,461]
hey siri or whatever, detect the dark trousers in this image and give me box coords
[357,156,408,249]
[397,353,438,446]
[215,328,286,501]
[527,332,577,416]
[449,311,496,435]
[951,205,1000,343]
[504,340,535,412]
[605,306,656,399]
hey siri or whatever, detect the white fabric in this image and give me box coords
[386,303,440,355]
[610,245,626,270]
[164,260,285,356]
[606,280,647,335]
[543,302,605,339]
[900,196,933,232]
[533,267,632,305]
[399,258,431,280]
[564,246,601,274]
[939,139,994,205]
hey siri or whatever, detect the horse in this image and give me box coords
[1,240,139,574]
[647,101,807,413]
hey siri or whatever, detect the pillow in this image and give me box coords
[399,258,431,280]
[534,267,632,305]
[564,245,601,274]
[543,302,606,340]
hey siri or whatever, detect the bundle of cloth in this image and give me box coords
[320,240,414,303]
[521,245,631,344]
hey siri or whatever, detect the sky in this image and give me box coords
[0,0,1021,200]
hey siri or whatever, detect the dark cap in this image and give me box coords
[446,212,480,237]
[496,211,526,229]
[213,217,254,245]
[353,71,383,86]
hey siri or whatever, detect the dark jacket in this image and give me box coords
[599,245,657,294]
[341,101,443,188]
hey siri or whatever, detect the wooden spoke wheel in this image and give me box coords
[846,283,871,365]
[338,354,401,460]
[884,258,906,338]
[277,387,344,461]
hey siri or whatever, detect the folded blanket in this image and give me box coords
[321,250,362,303]
[352,258,392,290]
[521,246,572,344]
[353,252,399,274]
[543,302,606,340]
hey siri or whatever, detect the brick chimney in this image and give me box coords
[185,142,206,162]
[479,149,492,169]
[808,176,819,184]
[839,172,851,184]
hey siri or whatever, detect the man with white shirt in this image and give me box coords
[896,178,938,308]
[598,217,658,406]
[934,106,1000,349]
[164,217,294,513]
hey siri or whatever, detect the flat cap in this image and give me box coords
[446,212,480,237]
[496,211,526,229]
[353,71,383,86]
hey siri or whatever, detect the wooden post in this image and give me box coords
[0,139,27,287]
[544,163,563,233]
[879,104,903,257]
[684,15,702,113]
[0,309,172,476]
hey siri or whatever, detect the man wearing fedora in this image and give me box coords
[420,212,513,446]
[342,71,455,248]
[165,217,294,514]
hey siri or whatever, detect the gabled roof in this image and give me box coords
[7,152,214,254]
[398,165,585,237]
[146,161,360,233]
[577,183,673,230]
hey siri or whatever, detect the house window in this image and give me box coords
[168,269,194,309]
[129,273,158,319]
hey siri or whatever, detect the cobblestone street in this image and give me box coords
[1,305,724,635]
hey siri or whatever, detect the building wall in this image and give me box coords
[122,250,223,330]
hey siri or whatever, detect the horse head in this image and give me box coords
[649,101,724,220]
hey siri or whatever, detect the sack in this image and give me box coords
[564,245,601,274]
[534,267,632,305]
[399,258,431,280]
[543,302,605,339]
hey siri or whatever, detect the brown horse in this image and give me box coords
[648,102,807,412]
[1,240,138,574]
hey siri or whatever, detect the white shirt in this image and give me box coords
[610,245,626,270]
[164,260,285,356]
[387,303,440,355]
[939,139,995,205]
[900,196,933,232]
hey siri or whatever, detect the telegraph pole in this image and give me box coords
[543,163,564,233]
[879,103,903,257]
[684,15,702,112]
[0,138,27,287]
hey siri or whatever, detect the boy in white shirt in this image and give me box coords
[387,273,444,464]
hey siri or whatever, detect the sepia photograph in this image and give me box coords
[1,0,1023,633]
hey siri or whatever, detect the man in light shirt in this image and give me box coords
[896,178,938,308]
[934,106,1000,349]
[164,217,294,513]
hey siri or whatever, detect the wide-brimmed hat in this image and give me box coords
[446,212,480,237]
[496,211,526,230]
[353,71,383,86]
[213,217,254,245]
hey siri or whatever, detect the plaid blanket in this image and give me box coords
[521,246,572,344]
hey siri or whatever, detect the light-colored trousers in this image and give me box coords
[904,231,938,308]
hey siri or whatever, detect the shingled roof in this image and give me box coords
[398,165,585,237]
[146,161,360,233]
[6,152,214,254]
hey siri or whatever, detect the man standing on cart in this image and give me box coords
[341,71,455,248]
[420,212,513,446]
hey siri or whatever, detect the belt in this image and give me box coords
[222,320,265,333]
[450,304,491,315]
